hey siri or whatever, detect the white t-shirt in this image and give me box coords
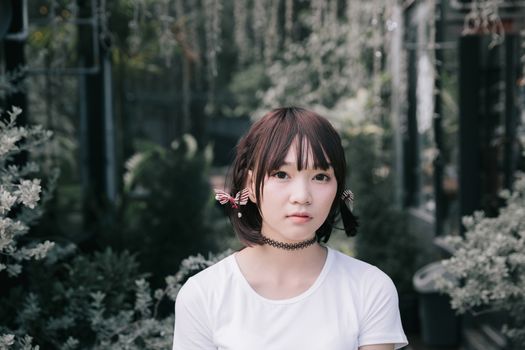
[172,247,408,350]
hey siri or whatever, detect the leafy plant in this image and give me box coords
[0,106,57,277]
[117,135,230,288]
[344,126,430,295]
[1,247,145,348]
[1,246,231,350]
[0,106,56,349]
[0,106,235,349]
[222,63,270,118]
[437,173,525,349]
[87,250,231,350]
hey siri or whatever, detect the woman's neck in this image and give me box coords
[234,243,328,300]
[238,243,327,276]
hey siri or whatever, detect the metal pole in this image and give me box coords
[504,35,518,190]
[103,53,117,203]
[433,0,445,236]
[389,3,405,209]
[3,0,27,127]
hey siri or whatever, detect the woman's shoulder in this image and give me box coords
[329,247,379,272]
[178,252,237,294]
[329,247,396,289]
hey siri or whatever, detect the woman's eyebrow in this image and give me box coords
[280,161,333,169]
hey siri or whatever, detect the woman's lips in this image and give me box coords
[287,214,312,223]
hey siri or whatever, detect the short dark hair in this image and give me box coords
[226,106,357,246]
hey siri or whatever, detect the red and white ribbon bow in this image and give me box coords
[341,189,355,211]
[214,188,250,209]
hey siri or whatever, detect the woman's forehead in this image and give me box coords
[280,140,332,169]
[282,144,316,161]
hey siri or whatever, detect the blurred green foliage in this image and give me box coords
[112,135,232,288]
[222,63,270,118]
[0,244,230,349]
[343,127,433,295]
[0,248,145,348]
[0,110,233,348]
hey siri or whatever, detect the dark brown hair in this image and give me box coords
[226,106,357,246]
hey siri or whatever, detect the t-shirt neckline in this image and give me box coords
[230,246,334,305]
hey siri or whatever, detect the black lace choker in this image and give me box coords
[260,234,317,250]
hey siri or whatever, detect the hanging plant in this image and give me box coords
[233,0,250,65]
[311,0,325,31]
[284,0,293,46]
[462,0,504,48]
[127,0,144,56]
[309,0,327,92]
[156,0,177,66]
[203,0,223,109]
[175,0,191,133]
[327,0,338,37]
[252,0,266,60]
[264,0,280,65]
[256,0,398,111]
[186,0,202,62]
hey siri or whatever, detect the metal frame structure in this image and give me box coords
[5,0,101,75]
[1,0,118,233]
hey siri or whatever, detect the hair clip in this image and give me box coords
[341,189,354,211]
[214,188,249,209]
[340,189,358,236]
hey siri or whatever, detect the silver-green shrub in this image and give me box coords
[0,106,56,349]
[437,174,525,349]
[0,106,56,276]
[88,250,230,350]
[3,246,229,349]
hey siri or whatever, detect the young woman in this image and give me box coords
[172,107,408,350]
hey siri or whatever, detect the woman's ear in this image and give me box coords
[246,170,257,203]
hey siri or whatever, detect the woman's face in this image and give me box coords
[252,142,337,243]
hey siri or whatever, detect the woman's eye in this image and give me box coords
[272,171,289,179]
[314,174,330,182]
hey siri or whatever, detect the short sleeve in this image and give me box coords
[358,268,409,349]
[172,277,216,350]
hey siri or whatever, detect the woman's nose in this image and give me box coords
[289,178,312,205]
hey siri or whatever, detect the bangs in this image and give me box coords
[266,134,331,172]
[250,107,344,201]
